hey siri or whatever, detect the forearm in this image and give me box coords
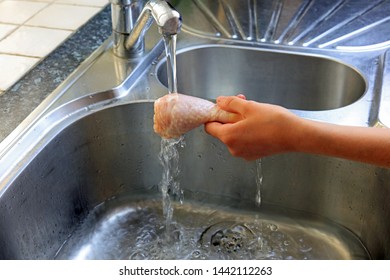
[294,119,390,168]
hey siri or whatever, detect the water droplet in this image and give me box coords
[268,224,278,231]
[192,250,201,258]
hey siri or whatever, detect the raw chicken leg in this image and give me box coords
[154,93,239,139]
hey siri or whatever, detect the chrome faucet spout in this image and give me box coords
[110,0,182,58]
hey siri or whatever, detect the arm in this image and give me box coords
[204,96,390,168]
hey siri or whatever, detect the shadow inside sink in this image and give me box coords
[157,45,366,110]
[0,102,388,259]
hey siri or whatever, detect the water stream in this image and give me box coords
[158,137,184,233]
[163,34,178,94]
[255,159,263,206]
[158,34,183,234]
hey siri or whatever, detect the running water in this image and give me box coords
[255,159,263,206]
[158,137,184,230]
[163,34,177,94]
[158,34,183,233]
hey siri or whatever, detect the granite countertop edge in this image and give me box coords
[0,5,112,143]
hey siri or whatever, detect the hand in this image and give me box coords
[205,95,390,167]
[205,96,302,160]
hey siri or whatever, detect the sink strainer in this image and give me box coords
[199,222,256,253]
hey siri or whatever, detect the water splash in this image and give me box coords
[54,200,368,260]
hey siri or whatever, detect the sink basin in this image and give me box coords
[157,45,366,110]
[0,101,388,259]
[0,0,389,260]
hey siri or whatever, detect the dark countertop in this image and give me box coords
[0,5,112,143]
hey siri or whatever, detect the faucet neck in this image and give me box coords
[109,0,181,58]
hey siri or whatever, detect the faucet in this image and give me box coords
[109,0,182,58]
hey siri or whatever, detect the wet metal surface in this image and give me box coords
[0,1,389,259]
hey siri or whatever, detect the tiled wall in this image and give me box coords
[0,0,108,95]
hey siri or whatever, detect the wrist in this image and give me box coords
[283,114,312,153]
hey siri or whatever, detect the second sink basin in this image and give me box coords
[157,45,366,111]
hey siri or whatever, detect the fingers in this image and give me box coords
[204,121,225,139]
[216,95,248,114]
[206,93,248,141]
[214,111,242,123]
[236,93,246,100]
[205,122,257,161]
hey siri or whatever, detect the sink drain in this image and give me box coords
[200,222,256,253]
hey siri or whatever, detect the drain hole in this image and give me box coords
[200,222,255,253]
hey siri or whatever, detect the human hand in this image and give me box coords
[205,96,302,160]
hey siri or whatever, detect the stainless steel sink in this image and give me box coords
[1,101,387,259]
[157,45,366,111]
[0,0,389,260]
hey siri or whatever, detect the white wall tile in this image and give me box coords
[56,0,108,7]
[26,4,101,30]
[0,26,72,57]
[0,54,40,90]
[0,23,17,40]
[0,0,106,92]
[3,0,53,2]
[0,1,48,24]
